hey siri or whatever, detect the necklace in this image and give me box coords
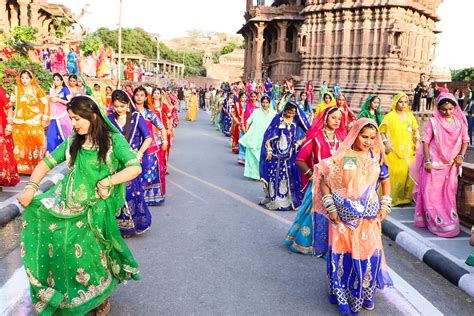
[323,129,338,155]
[353,150,372,175]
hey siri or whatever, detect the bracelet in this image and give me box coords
[107,175,112,188]
[456,154,465,160]
[304,169,312,176]
[25,181,40,192]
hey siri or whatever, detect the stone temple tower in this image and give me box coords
[240,0,443,107]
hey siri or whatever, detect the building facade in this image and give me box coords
[239,0,443,106]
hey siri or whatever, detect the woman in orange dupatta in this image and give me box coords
[313,118,393,314]
[11,70,49,174]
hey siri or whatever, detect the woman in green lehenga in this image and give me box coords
[357,95,383,126]
[18,96,142,315]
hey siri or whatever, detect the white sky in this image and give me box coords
[55,0,471,69]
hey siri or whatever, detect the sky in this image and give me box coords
[55,0,472,69]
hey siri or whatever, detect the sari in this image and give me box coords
[357,95,383,126]
[220,96,233,137]
[0,86,20,186]
[186,94,198,121]
[259,102,310,211]
[409,93,469,237]
[305,82,314,105]
[47,81,72,153]
[335,93,356,135]
[239,107,277,180]
[21,102,141,315]
[152,98,172,166]
[286,106,344,255]
[11,70,50,175]
[315,92,336,115]
[380,92,418,206]
[108,111,152,235]
[140,108,167,205]
[318,83,329,104]
[231,100,244,157]
[313,118,393,314]
[67,51,78,75]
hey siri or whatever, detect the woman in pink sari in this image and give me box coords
[410,93,469,237]
[305,80,314,106]
[244,91,260,124]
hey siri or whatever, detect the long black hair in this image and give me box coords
[133,86,149,109]
[299,91,311,112]
[111,90,133,140]
[52,73,65,87]
[67,96,112,167]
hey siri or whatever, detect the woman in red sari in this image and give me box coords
[305,80,314,106]
[0,86,20,186]
[335,93,356,134]
[152,88,172,166]
[231,92,246,154]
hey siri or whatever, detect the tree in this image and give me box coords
[79,34,102,56]
[451,68,474,82]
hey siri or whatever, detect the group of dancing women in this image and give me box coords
[209,80,468,314]
[0,69,180,314]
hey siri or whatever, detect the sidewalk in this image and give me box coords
[383,206,474,297]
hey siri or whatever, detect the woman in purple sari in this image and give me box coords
[108,90,153,237]
[47,73,72,153]
[259,101,310,211]
[410,93,469,237]
[220,91,234,137]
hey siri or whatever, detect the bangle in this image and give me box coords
[304,169,312,176]
[25,181,39,192]
[107,175,113,187]
[456,154,465,160]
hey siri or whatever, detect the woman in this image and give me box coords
[315,92,336,115]
[231,92,246,156]
[358,95,383,126]
[314,118,393,314]
[285,106,343,255]
[68,74,84,97]
[0,86,20,186]
[220,92,234,137]
[67,48,78,75]
[335,93,356,134]
[260,101,310,211]
[17,96,141,315]
[11,70,49,175]
[133,86,168,205]
[47,73,73,153]
[305,80,314,106]
[409,93,469,237]
[380,92,419,206]
[239,95,276,180]
[298,91,313,123]
[109,90,153,236]
[186,89,198,121]
[152,88,172,164]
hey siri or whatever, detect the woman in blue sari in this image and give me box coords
[47,73,72,153]
[67,48,79,75]
[108,90,153,237]
[259,101,310,211]
[220,91,234,137]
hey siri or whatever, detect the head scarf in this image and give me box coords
[306,106,346,140]
[16,69,47,98]
[316,92,336,115]
[390,91,410,112]
[359,95,383,125]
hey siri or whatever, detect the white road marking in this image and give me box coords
[168,163,443,315]
[168,179,208,203]
[0,267,29,315]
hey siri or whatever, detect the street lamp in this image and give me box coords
[154,34,160,85]
[117,0,123,89]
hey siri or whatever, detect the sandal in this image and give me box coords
[96,299,110,316]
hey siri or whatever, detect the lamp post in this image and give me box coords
[117,0,123,89]
[154,34,160,86]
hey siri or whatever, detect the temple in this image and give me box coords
[0,0,81,40]
[239,0,443,106]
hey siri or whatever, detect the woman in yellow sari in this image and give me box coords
[380,92,420,206]
[186,89,198,121]
[11,70,49,175]
[315,92,336,115]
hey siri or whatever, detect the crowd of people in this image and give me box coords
[0,69,181,314]
[0,69,473,314]
[205,77,471,314]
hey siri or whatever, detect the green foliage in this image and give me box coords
[11,26,38,42]
[451,68,474,82]
[94,27,156,58]
[80,34,102,56]
[51,17,71,39]
[220,42,239,55]
[0,54,52,94]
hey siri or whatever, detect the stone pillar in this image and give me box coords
[254,21,265,80]
[18,0,30,26]
[277,21,288,54]
[9,4,19,30]
[0,0,8,33]
[30,2,40,30]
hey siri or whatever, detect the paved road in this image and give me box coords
[3,110,474,315]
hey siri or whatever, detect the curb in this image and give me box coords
[382,220,474,297]
[0,165,67,228]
